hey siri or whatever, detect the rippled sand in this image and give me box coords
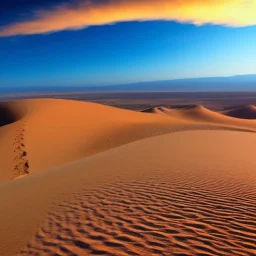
[0,99,256,256]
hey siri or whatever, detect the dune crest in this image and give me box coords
[151,105,256,130]
[1,99,255,182]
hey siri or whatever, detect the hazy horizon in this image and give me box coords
[1,74,256,95]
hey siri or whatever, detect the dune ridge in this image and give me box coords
[150,105,256,130]
[1,99,256,255]
[1,99,256,182]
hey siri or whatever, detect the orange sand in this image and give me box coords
[0,99,256,256]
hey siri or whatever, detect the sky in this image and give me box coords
[0,0,256,88]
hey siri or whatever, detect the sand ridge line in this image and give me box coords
[11,122,253,180]
[9,111,255,181]
[4,99,256,179]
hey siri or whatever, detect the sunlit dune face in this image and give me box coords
[0,0,256,36]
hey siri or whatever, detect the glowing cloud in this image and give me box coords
[0,0,256,36]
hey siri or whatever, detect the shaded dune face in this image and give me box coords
[222,105,256,119]
[0,107,16,127]
[0,104,21,127]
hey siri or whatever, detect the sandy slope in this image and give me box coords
[0,99,177,181]
[0,131,255,256]
[1,99,254,182]
[0,101,31,181]
[1,99,256,255]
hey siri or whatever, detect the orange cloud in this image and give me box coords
[0,0,256,36]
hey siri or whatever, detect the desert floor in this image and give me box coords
[0,98,256,256]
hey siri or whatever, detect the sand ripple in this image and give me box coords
[19,166,256,256]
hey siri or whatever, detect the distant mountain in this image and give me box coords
[86,74,256,92]
[1,74,256,94]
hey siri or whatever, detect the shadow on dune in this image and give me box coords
[222,105,256,119]
[0,101,29,128]
[0,104,19,127]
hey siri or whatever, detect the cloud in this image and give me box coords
[0,0,256,37]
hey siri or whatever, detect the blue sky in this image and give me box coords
[0,0,256,88]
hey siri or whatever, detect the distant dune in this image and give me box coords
[153,105,256,130]
[222,105,256,119]
[0,99,256,255]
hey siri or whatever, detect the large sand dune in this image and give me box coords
[0,99,256,256]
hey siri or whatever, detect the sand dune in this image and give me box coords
[152,105,256,130]
[1,99,255,182]
[0,131,256,256]
[222,105,256,119]
[0,99,175,181]
[1,99,256,255]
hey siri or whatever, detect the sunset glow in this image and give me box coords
[1,0,256,36]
